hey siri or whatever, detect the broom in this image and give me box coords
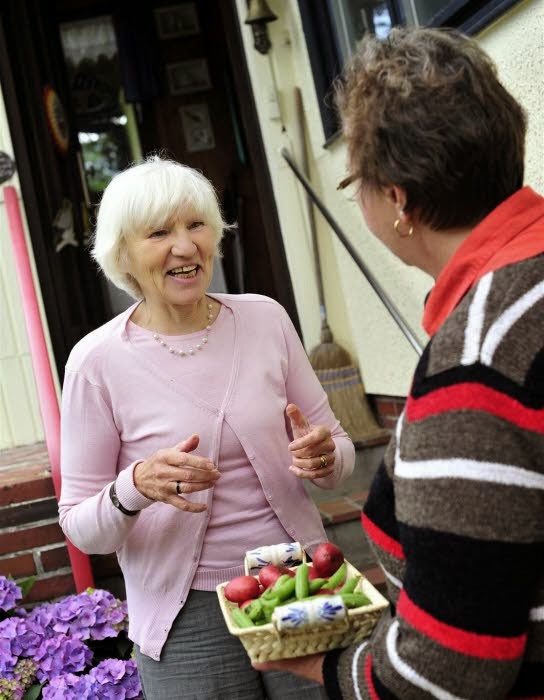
[293,87,388,447]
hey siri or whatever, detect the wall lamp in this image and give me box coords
[245,0,278,54]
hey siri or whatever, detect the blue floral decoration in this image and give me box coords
[280,606,309,627]
[319,601,344,622]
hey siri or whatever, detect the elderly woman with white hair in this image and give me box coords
[58,155,355,699]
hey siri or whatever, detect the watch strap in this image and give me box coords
[109,481,140,516]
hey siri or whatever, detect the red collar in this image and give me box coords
[423,187,544,336]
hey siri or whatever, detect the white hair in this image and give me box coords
[92,155,228,299]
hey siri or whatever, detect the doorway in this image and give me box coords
[0,0,299,378]
[54,0,300,326]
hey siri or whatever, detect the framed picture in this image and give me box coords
[154,3,200,39]
[179,103,215,152]
[166,59,211,96]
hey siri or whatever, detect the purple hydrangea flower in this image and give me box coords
[42,589,128,641]
[42,673,99,700]
[89,658,143,699]
[26,602,54,636]
[0,616,46,678]
[0,635,18,677]
[0,616,46,657]
[0,577,22,612]
[34,635,92,682]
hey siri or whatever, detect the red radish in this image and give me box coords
[240,599,253,610]
[311,543,344,578]
[258,564,293,588]
[224,575,260,604]
[315,588,335,595]
[308,567,321,581]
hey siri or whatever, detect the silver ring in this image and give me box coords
[176,481,181,495]
[319,454,328,468]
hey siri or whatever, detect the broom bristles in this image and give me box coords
[309,320,352,369]
[309,322,389,446]
[314,364,390,446]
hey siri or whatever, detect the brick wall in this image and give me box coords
[0,443,125,604]
[0,446,76,604]
[371,394,406,431]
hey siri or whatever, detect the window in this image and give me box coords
[299,0,523,142]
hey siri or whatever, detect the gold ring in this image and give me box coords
[176,481,181,495]
[319,454,328,468]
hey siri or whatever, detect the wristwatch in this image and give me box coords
[109,481,140,516]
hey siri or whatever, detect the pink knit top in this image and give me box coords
[126,305,291,590]
[59,294,355,659]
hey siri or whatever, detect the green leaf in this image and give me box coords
[23,683,43,700]
[18,576,36,597]
[116,635,133,659]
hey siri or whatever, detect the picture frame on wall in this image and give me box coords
[166,59,211,96]
[154,3,200,39]
[179,103,215,152]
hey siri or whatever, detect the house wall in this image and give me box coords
[235,0,543,398]
[0,85,59,449]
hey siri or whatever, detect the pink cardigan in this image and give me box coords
[59,294,355,660]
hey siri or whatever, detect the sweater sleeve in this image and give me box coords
[281,309,355,489]
[323,398,544,698]
[58,369,154,555]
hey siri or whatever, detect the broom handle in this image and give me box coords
[294,87,327,322]
[281,147,424,357]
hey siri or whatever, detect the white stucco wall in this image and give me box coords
[479,0,543,194]
[239,1,542,396]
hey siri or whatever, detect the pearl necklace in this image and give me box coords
[152,302,214,357]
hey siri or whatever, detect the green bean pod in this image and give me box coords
[261,586,276,600]
[326,562,347,589]
[308,578,328,594]
[232,607,255,628]
[295,563,310,600]
[341,592,371,608]
[272,574,291,591]
[244,598,264,622]
[273,576,297,602]
[261,596,280,622]
[338,575,361,595]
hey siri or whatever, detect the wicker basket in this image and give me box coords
[216,557,388,662]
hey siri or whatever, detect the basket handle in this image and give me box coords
[244,542,306,575]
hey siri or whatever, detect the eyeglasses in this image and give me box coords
[337,173,358,191]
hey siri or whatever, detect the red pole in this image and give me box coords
[3,185,95,592]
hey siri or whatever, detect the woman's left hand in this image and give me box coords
[253,654,325,685]
[286,403,336,480]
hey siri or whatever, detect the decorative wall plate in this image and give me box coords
[43,85,70,155]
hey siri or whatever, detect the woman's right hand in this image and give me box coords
[133,434,220,513]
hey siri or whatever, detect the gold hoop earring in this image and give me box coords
[394,219,414,238]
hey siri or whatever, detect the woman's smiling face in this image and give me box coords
[123,210,216,309]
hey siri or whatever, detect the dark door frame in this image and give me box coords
[0,13,69,379]
[220,1,301,335]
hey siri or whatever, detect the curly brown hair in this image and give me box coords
[336,27,527,230]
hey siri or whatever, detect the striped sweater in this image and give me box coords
[324,188,544,699]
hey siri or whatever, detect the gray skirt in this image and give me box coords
[134,589,328,700]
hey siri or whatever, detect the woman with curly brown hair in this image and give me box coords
[255,27,544,699]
